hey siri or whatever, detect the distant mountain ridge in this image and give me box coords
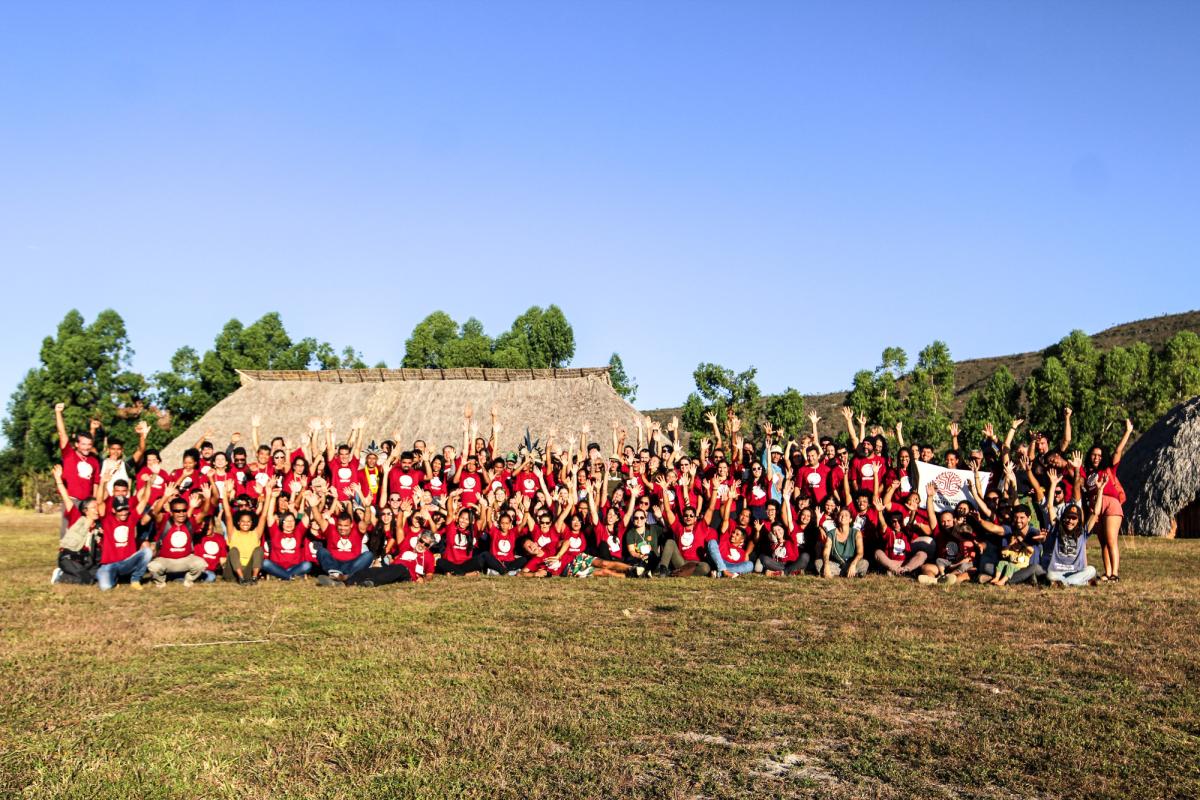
[644,309,1200,427]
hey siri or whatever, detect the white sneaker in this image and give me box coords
[50,567,63,585]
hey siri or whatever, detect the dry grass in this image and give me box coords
[2,510,1198,799]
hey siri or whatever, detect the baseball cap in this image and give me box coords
[111,496,130,512]
[770,445,783,454]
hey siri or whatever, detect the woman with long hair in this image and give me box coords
[1075,419,1133,581]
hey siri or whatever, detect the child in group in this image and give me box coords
[993,538,1035,586]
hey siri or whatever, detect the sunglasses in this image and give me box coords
[633,514,647,521]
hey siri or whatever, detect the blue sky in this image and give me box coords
[1,0,1197,417]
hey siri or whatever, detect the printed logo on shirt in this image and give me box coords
[807,472,822,486]
[338,467,352,481]
[281,536,297,553]
[113,525,130,545]
[169,530,188,549]
[681,531,694,548]
[335,538,353,552]
[497,539,512,554]
[76,460,94,479]
[399,475,414,488]
[203,540,219,555]
[862,464,875,478]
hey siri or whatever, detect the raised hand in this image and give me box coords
[840,406,853,422]
[134,420,150,436]
[52,463,63,480]
[1064,406,1073,419]
[1011,418,1024,430]
[982,423,995,440]
[925,481,938,497]
[668,416,678,433]
[1047,468,1061,484]
[54,402,66,413]
[1069,450,1083,470]
[704,411,718,427]
[855,413,866,428]
[251,415,262,428]
[1124,418,1134,434]
[948,422,960,438]
[808,411,821,425]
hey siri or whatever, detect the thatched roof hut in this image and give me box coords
[159,367,645,466]
[1118,395,1200,537]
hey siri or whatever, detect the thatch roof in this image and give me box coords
[1118,395,1200,537]
[159,367,644,466]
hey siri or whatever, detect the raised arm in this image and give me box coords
[1114,418,1134,464]
[949,421,960,453]
[54,402,69,450]
[893,419,904,450]
[1003,418,1024,453]
[840,407,860,449]
[251,415,262,455]
[51,464,71,509]
[704,411,723,449]
[1059,406,1073,453]
[131,420,149,466]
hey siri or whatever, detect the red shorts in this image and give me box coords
[1099,495,1124,518]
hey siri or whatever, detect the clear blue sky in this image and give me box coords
[2,1,1197,417]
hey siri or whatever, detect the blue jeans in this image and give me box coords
[201,570,218,583]
[96,548,153,591]
[705,539,755,575]
[1047,565,1096,586]
[315,546,373,577]
[262,559,314,580]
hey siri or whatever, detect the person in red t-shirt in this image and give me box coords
[312,508,374,582]
[1078,419,1133,581]
[261,497,315,581]
[53,402,101,525]
[436,501,483,575]
[475,507,528,575]
[145,487,209,586]
[656,476,719,576]
[796,446,832,506]
[94,488,153,591]
[193,526,228,582]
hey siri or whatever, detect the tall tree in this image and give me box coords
[904,341,955,449]
[608,353,637,403]
[402,311,461,368]
[1,309,156,499]
[155,312,342,432]
[960,365,1022,445]
[766,388,806,437]
[1152,331,1200,414]
[680,363,761,441]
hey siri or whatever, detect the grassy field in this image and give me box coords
[1,509,1198,799]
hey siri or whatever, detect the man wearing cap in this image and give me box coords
[95,490,154,591]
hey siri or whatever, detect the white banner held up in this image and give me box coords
[915,461,990,512]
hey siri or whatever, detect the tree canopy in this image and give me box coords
[402,306,576,370]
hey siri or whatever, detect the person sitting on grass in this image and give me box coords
[310,500,375,582]
[655,476,720,577]
[218,482,267,584]
[260,489,315,581]
[1041,473,1105,587]
[146,486,211,587]
[817,508,867,578]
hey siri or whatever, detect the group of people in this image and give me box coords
[48,398,1133,591]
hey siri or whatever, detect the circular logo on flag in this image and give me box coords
[933,471,963,496]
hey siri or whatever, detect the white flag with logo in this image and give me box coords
[916,461,990,512]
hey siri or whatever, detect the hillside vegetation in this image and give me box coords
[647,310,1200,438]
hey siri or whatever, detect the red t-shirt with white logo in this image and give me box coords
[489,525,519,563]
[717,531,749,564]
[267,523,307,569]
[137,467,169,504]
[99,514,138,565]
[388,468,424,501]
[324,525,364,560]
[671,519,716,562]
[194,533,228,570]
[513,471,540,499]
[458,472,484,506]
[61,445,100,500]
[797,463,831,504]
[396,547,434,577]
[442,522,476,565]
[157,523,194,559]
[328,459,359,501]
[595,522,626,560]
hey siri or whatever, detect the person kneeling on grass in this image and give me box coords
[50,464,98,585]
[146,488,210,587]
[1040,474,1105,587]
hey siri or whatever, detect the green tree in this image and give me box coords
[1151,331,1200,414]
[155,313,341,432]
[608,353,637,403]
[766,388,806,437]
[960,365,1021,445]
[1025,355,1072,440]
[1,309,156,500]
[680,363,761,442]
[844,347,907,432]
[904,341,955,449]
[1096,343,1154,447]
[402,311,461,368]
